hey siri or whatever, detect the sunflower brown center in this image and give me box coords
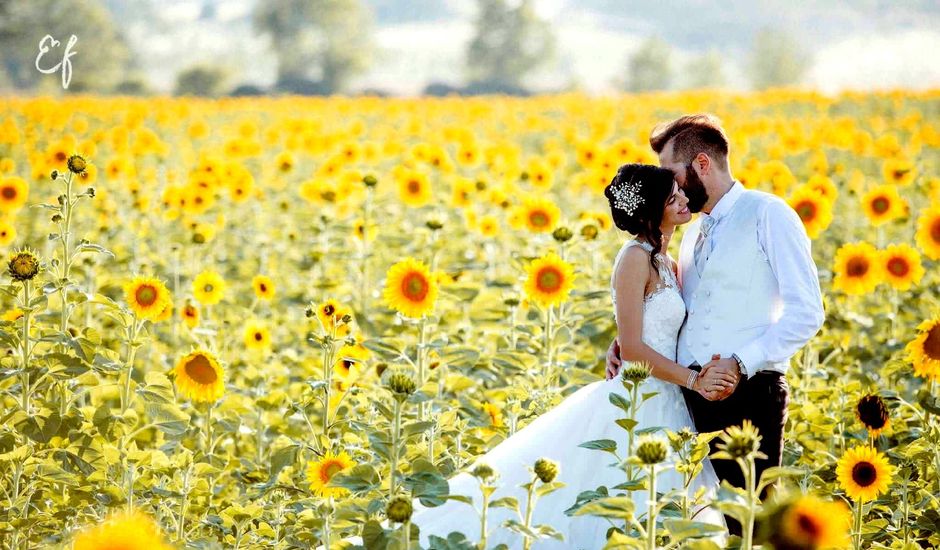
[886,257,910,277]
[796,201,816,221]
[1,186,16,199]
[323,304,334,315]
[530,210,549,227]
[184,354,218,385]
[260,283,268,292]
[135,284,159,307]
[322,461,344,481]
[924,325,940,360]
[871,197,890,214]
[401,272,429,301]
[536,267,562,292]
[407,180,420,194]
[931,219,940,244]
[851,462,877,487]
[796,513,821,538]
[254,332,263,341]
[846,256,869,277]
[203,284,214,293]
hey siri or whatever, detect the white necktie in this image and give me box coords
[694,215,716,276]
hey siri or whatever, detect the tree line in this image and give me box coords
[0,0,811,96]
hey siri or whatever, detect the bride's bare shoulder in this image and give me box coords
[614,244,653,281]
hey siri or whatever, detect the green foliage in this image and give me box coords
[626,36,673,92]
[253,0,375,94]
[748,27,811,90]
[465,0,556,90]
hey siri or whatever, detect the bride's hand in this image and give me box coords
[605,338,621,380]
[698,362,737,394]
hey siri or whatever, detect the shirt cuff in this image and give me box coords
[735,342,764,379]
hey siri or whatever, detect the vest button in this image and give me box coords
[706,290,712,296]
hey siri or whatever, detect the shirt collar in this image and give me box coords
[705,180,744,222]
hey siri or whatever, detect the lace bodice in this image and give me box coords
[610,240,686,361]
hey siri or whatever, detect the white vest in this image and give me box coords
[677,191,785,371]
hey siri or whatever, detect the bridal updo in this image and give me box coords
[604,163,676,270]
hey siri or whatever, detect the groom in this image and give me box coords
[651,114,825,535]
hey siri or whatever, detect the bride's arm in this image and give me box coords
[613,247,731,393]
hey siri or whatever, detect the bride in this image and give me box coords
[335,164,732,548]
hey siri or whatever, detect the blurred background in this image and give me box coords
[2,0,940,97]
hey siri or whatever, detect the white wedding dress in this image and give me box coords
[333,239,726,549]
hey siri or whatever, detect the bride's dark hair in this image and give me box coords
[604,163,676,271]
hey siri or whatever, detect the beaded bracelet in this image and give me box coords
[686,370,698,390]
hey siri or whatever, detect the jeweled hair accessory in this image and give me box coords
[611,173,644,216]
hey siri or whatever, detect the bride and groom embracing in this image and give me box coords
[352,114,826,549]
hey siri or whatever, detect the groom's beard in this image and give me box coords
[683,164,709,214]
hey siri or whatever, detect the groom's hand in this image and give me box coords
[605,338,621,380]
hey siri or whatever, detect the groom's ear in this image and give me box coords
[694,153,711,175]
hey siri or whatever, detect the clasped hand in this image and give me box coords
[695,354,740,401]
[604,341,741,401]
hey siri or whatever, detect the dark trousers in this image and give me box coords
[681,366,789,537]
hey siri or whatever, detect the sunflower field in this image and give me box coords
[0,89,939,550]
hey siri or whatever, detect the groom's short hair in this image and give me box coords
[649,114,730,171]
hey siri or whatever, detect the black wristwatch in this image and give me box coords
[732,353,748,381]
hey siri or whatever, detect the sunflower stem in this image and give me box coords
[416,315,428,421]
[646,464,657,550]
[742,456,756,550]
[177,464,191,543]
[19,279,32,412]
[120,316,141,415]
[852,498,863,550]
[389,398,403,499]
[322,322,337,440]
[204,402,215,455]
[521,475,537,550]
[58,170,74,342]
[542,304,554,389]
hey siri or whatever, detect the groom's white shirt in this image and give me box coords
[676,181,824,378]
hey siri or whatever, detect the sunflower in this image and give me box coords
[383,258,438,319]
[397,169,432,207]
[879,243,924,291]
[123,276,171,320]
[856,394,890,438]
[252,274,275,300]
[907,317,940,381]
[788,186,833,239]
[243,319,271,351]
[804,174,838,204]
[192,270,226,305]
[0,220,16,246]
[523,252,575,308]
[333,343,369,380]
[2,308,23,322]
[482,402,503,428]
[172,349,225,403]
[836,445,893,502]
[153,299,173,323]
[861,185,905,226]
[315,298,351,333]
[915,206,940,260]
[72,510,173,550]
[181,300,199,329]
[775,494,851,549]
[477,214,500,238]
[832,242,881,295]
[515,197,561,233]
[882,157,915,186]
[307,450,356,498]
[0,176,28,212]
